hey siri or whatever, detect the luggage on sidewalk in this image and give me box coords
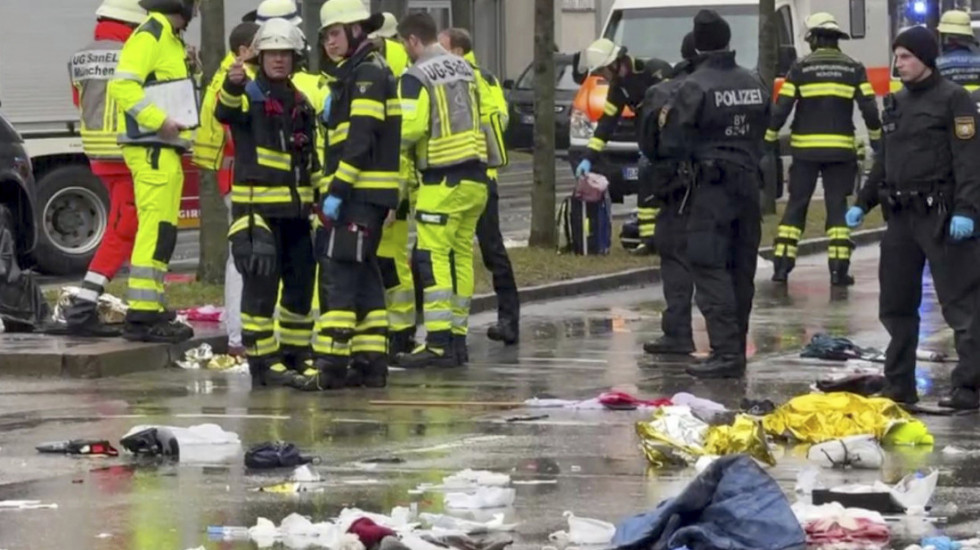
[557,174,612,256]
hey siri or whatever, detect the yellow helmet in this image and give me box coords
[805,12,849,38]
[96,0,146,24]
[369,12,398,39]
[319,0,382,33]
[253,17,306,54]
[938,10,973,37]
[256,0,302,27]
[579,38,624,73]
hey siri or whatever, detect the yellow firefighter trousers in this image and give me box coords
[378,207,416,333]
[122,146,183,318]
[415,176,488,348]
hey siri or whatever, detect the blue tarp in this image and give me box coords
[612,454,806,550]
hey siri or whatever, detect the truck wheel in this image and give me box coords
[33,166,109,276]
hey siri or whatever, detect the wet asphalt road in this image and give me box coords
[3,245,979,549]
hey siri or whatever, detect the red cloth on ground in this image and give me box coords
[347,517,396,548]
[599,391,672,410]
[804,517,890,546]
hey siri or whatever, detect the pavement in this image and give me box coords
[1,246,971,549]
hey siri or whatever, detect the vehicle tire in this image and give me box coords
[32,165,109,276]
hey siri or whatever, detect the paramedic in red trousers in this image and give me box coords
[850,27,980,410]
[63,0,148,336]
[572,39,671,238]
[193,22,260,356]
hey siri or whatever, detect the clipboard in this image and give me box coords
[135,78,201,136]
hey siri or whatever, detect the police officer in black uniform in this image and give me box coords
[659,10,771,378]
[638,32,698,355]
[767,12,882,286]
[849,26,980,410]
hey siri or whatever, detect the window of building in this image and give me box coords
[408,0,453,29]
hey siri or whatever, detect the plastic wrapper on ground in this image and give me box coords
[636,406,775,467]
[762,392,934,445]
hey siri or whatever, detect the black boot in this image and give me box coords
[65,309,121,338]
[250,360,295,388]
[289,357,348,391]
[487,322,519,345]
[938,387,980,410]
[122,317,193,343]
[771,256,793,283]
[643,336,695,355]
[878,385,919,406]
[396,344,457,369]
[830,260,855,287]
[388,328,416,360]
[454,334,469,365]
[685,354,746,379]
[349,355,389,388]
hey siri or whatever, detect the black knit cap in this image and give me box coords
[893,26,939,68]
[681,32,697,60]
[693,10,731,52]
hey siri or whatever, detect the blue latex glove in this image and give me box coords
[322,195,342,221]
[922,536,961,550]
[321,93,332,123]
[845,206,865,229]
[575,159,592,178]
[950,215,974,241]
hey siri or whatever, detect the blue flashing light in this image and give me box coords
[912,1,927,15]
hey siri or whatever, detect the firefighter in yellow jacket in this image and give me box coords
[395,12,493,369]
[109,0,198,343]
[440,27,519,351]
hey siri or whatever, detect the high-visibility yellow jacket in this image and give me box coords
[109,12,193,150]
[464,50,508,177]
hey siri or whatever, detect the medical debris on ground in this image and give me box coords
[23,331,976,550]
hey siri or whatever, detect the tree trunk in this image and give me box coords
[757,0,777,215]
[197,0,228,285]
[303,0,326,72]
[528,0,557,249]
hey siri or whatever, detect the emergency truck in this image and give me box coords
[0,0,258,275]
[568,0,937,201]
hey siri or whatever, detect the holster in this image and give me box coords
[324,222,369,263]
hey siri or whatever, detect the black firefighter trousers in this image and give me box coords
[879,209,980,395]
[314,201,389,368]
[238,217,316,371]
[687,166,761,358]
[476,178,519,331]
[774,159,857,271]
[654,194,694,344]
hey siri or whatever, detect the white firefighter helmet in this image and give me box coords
[256,0,302,27]
[805,12,849,38]
[579,38,624,73]
[253,17,306,54]
[319,0,383,33]
[96,0,146,24]
[369,12,398,39]
[938,10,974,37]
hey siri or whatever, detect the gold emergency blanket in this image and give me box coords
[762,392,934,445]
[636,407,776,467]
